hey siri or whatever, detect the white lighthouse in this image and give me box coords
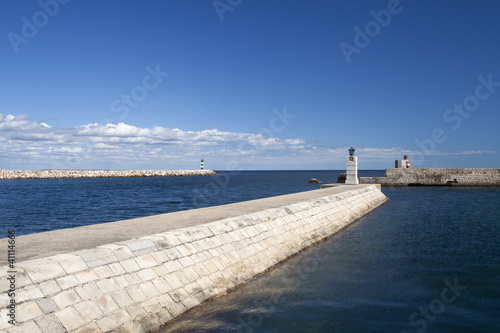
[345,147,359,185]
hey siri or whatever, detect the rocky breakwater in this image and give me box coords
[0,170,217,180]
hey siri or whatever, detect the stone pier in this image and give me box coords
[0,170,217,180]
[0,184,388,333]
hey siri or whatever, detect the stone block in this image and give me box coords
[181,295,200,309]
[118,239,157,256]
[162,297,187,318]
[74,248,118,268]
[111,289,135,307]
[108,262,126,276]
[199,226,215,238]
[22,259,66,283]
[6,320,43,333]
[54,307,87,331]
[153,264,169,277]
[123,272,142,285]
[75,269,99,285]
[114,275,130,288]
[74,300,103,322]
[175,227,206,243]
[110,309,132,329]
[141,298,162,314]
[178,256,195,268]
[140,281,161,298]
[96,278,121,294]
[95,294,119,314]
[56,274,79,290]
[52,289,81,309]
[0,309,11,330]
[17,285,44,303]
[138,313,160,333]
[152,277,172,294]
[196,276,214,290]
[97,316,120,332]
[208,222,233,235]
[126,285,147,303]
[163,247,182,260]
[81,282,103,300]
[74,322,100,333]
[137,268,157,282]
[120,258,141,273]
[98,244,135,260]
[73,286,90,301]
[192,262,211,277]
[125,304,146,320]
[93,265,114,279]
[36,297,58,314]
[175,244,194,257]
[16,301,43,323]
[39,280,61,296]
[151,250,169,265]
[159,233,182,247]
[51,254,88,274]
[35,313,66,333]
[140,235,171,250]
[135,254,159,269]
[164,273,183,290]
[157,308,174,326]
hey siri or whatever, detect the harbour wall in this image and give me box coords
[0,169,216,180]
[0,185,388,333]
[360,168,500,186]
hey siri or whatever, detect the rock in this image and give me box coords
[308,178,322,184]
[337,173,346,183]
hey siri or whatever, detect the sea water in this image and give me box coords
[0,170,382,236]
[1,171,498,332]
[159,187,500,333]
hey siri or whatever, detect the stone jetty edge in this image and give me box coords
[0,170,217,180]
[360,168,500,186]
[0,185,388,333]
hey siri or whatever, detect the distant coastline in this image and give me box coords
[0,169,217,180]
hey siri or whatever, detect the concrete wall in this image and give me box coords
[360,168,500,186]
[0,185,387,333]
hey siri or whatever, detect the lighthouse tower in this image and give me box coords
[345,147,359,185]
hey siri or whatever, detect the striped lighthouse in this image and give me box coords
[200,159,204,170]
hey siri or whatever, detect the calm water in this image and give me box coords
[1,171,498,332]
[0,170,383,236]
[160,187,500,333]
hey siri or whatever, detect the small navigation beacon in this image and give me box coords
[345,147,359,185]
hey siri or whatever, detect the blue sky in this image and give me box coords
[1,0,499,170]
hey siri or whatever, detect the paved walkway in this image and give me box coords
[3,184,372,263]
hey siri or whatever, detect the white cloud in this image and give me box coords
[0,114,496,170]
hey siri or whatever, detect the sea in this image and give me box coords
[1,170,499,332]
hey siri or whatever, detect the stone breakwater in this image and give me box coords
[0,169,217,180]
[0,185,387,333]
[360,168,500,186]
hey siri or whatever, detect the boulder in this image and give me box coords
[337,173,346,183]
